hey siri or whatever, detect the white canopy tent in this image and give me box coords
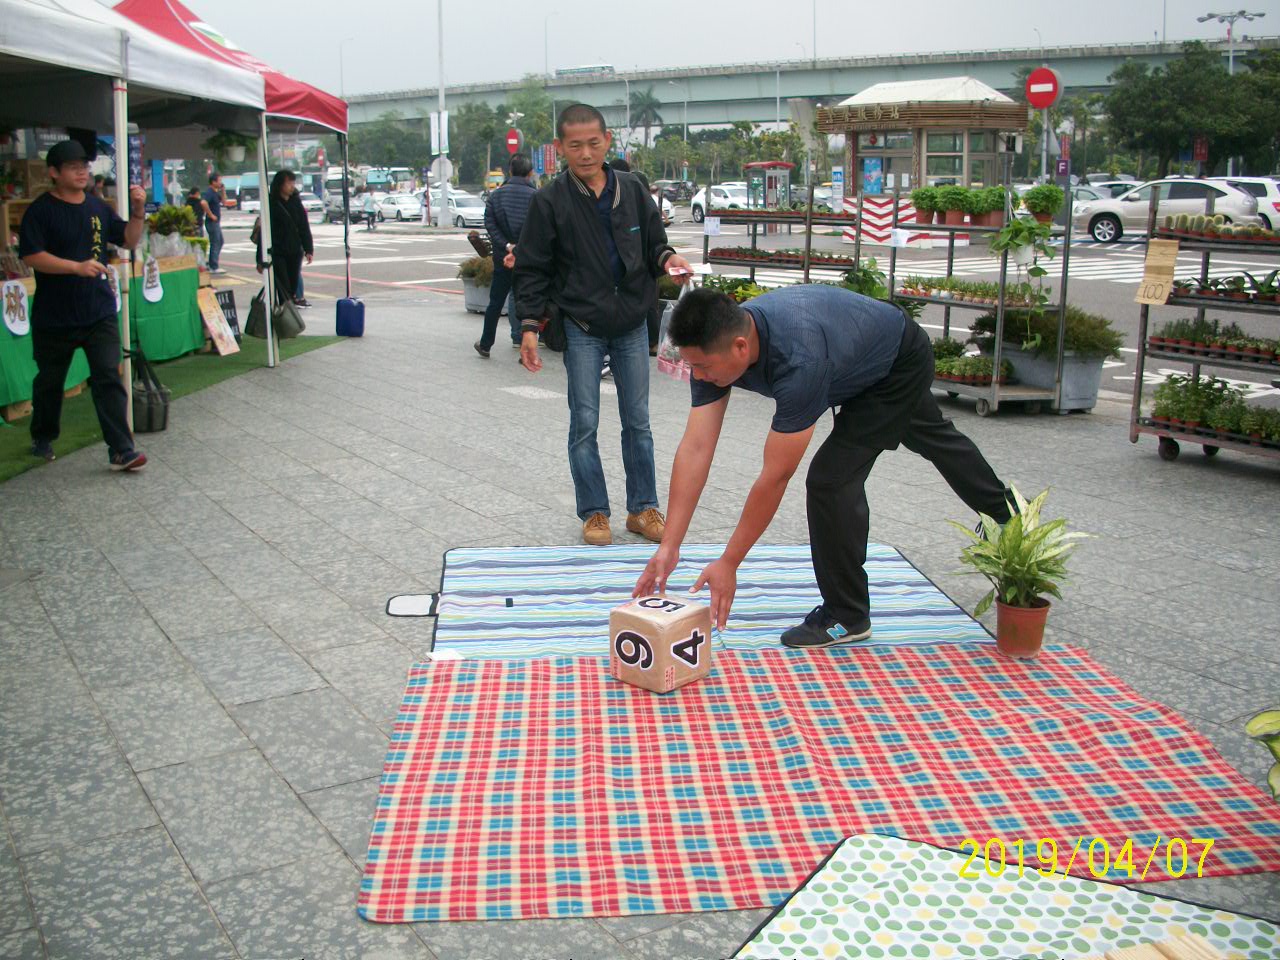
[839,77,1016,107]
[0,0,283,382]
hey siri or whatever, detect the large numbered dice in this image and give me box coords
[609,595,713,694]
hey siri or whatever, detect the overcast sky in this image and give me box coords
[167,0,1271,97]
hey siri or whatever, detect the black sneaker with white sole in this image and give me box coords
[108,450,147,472]
[780,605,872,648]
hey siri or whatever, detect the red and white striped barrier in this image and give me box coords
[840,196,970,247]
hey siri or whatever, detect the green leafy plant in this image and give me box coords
[950,486,1088,616]
[989,216,1054,260]
[657,274,682,300]
[457,255,494,285]
[1245,710,1280,800]
[935,186,969,212]
[909,187,938,215]
[841,258,888,299]
[932,337,966,360]
[201,131,258,162]
[968,306,1123,359]
[1022,184,1065,218]
[146,204,198,237]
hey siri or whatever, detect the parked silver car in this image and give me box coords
[1211,177,1280,230]
[1072,178,1262,242]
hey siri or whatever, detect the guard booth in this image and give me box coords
[816,77,1028,245]
[744,160,794,210]
[744,160,795,234]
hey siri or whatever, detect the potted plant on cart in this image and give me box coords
[910,186,939,225]
[202,131,257,166]
[951,486,1087,659]
[457,255,494,314]
[936,186,969,226]
[1022,184,1065,224]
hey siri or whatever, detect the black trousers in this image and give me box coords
[479,264,516,350]
[805,318,1011,625]
[275,252,302,303]
[30,317,134,455]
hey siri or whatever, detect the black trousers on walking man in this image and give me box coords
[805,318,1011,625]
[30,317,133,455]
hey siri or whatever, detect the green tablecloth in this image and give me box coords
[0,262,203,408]
[129,264,203,361]
[0,289,91,408]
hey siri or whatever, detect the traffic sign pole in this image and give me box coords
[1025,67,1063,183]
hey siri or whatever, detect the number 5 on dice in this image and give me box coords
[609,595,713,694]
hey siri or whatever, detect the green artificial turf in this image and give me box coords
[0,335,340,483]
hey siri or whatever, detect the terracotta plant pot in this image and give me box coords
[944,209,966,226]
[1032,212,1053,224]
[995,598,1049,659]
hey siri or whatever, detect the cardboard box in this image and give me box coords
[609,595,713,694]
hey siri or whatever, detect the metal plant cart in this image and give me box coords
[1129,194,1280,463]
[885,187,1074,417]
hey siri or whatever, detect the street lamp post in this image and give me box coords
[436,0,448,226]
[543,13,556,77]
[667,80,687,142]
[1198,9,1266,175]
[623,76,630,153]
[1033,28,1048,181]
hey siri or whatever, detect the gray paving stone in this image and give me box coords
[60,617,190,691]
[609,908,772,960]
[0,841,35,936]
[231,687,386,793]
[22,825,235,960]
[308,637,418,723]
[413,917,633,960]
[205,848,432,960]
[0,734,157,857]
[171,626,326,705]
[138,748,333,886]
[135,583,263,641]
[0,927,43,960]
[0,656,108,752]
[94,670,248,772]
[300,776,381,864]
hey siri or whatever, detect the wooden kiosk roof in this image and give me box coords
[816,76,1029,132]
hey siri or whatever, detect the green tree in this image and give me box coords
[1106,41,1242,178]
[348,110,431,170]
[507,77,555,148]
[1232,49,1280,175]
[451,101,502,184]
[630,86,663,149]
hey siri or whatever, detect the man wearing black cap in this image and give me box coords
[18,139,149,470]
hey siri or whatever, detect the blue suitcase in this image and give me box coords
[336,297,364,337]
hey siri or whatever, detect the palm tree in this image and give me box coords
[630,87,663,149]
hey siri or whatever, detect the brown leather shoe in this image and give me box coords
[626,508,665,543]
[583,512,612,546]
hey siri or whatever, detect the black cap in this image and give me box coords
[46,140,88,169]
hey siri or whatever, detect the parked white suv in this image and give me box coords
[1072,178,1262,243]
[1212,177,1280,230]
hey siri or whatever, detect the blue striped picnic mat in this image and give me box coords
[431,543,991,658]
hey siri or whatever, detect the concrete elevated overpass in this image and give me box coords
[347,37,1279,131]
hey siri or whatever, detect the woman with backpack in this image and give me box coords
[254,169,313,306]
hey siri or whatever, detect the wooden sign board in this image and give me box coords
[1135,238,1180,305]
[214,289,240,339]
[197,287,240,356]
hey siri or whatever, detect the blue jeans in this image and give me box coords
[563,320,657,521]
[479,264,521,349]
[206,219,223,271]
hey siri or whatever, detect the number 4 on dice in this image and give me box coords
[609,595,714,694]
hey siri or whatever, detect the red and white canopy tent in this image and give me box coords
[113,0,350,364]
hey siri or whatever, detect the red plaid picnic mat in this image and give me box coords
[358,645,1280,923]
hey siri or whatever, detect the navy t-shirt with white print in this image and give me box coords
[689,285,905,433]
[18,192,127,328]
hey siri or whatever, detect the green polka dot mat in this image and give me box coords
[734,834,1279,959]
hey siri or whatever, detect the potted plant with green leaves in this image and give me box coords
[910,186,939,225]
[457,255,494,314]
[1245,710,1280,800]
[936,186,969,226]
[202,130,257,165]
[968,305,1122,412]
[951,486,1087,659]
[990,216,1053,269]
[1022,184,1065,224]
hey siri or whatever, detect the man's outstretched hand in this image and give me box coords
[691,557,737,630]
[633,546,680,598]
[519,330,542,372]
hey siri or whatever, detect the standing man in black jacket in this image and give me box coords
[515,104,694,546]
[475,152,536,357]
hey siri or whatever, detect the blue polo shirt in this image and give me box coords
[593,167,624,285]
[690,285,905,433]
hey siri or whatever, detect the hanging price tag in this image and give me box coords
[703,216,721,236]
[1135,238,1179,305]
